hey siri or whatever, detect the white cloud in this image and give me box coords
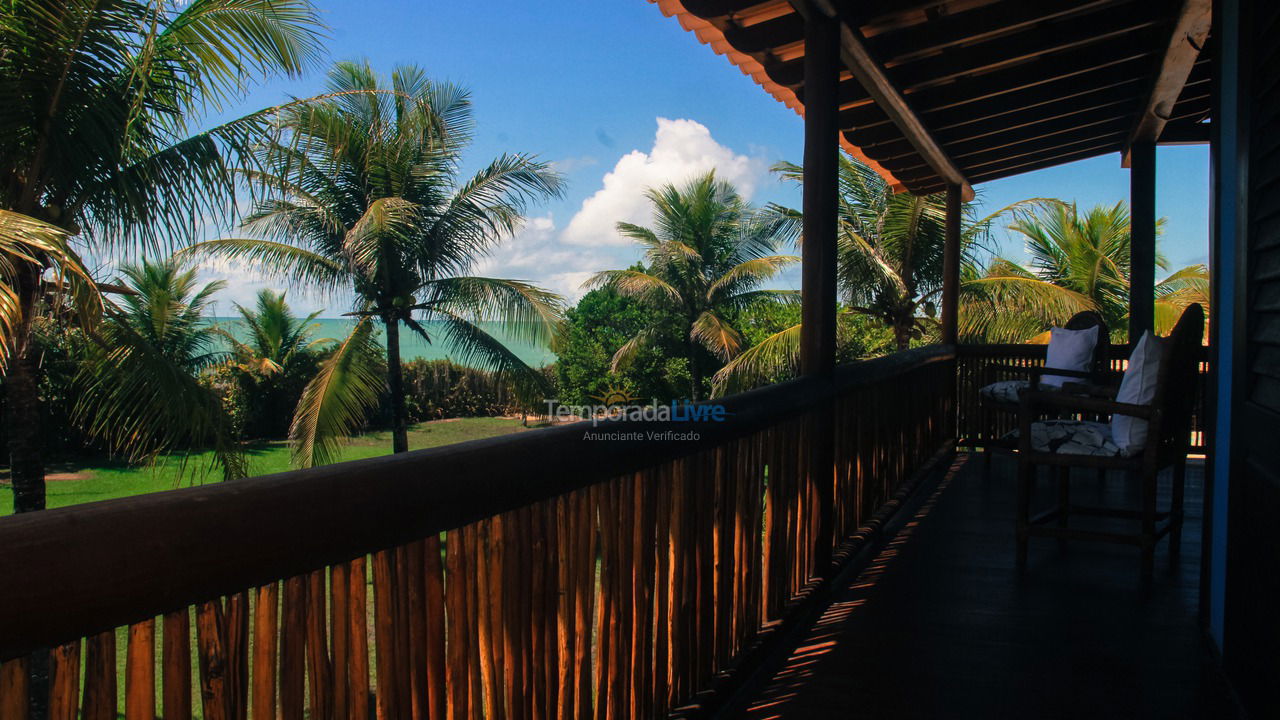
[562,118,767,247]
[194,256,351,318]
[474,213,620,303]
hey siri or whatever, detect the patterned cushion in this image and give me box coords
[1004,420,1132,457]
[979,379,1033,404]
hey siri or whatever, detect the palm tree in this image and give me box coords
[585,172,799,401]
[223,289,325,376]
[0,0,324,513]
[960,201,1207,342]
[220,289,327,438]
[713,158,1041,395]
[115,259,226,371]
[73,257,246,479]
[185,62,566,466]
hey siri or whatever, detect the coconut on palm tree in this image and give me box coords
[185,62,566,466]
[0,0,325,513]
[585,172,799,401]
[713,157,1042,395]
[961,201,1208,342]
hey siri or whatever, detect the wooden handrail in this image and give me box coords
[0,345,955,661]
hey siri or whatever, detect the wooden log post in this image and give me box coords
[801,3,839,574]
[1130,140,1157,341]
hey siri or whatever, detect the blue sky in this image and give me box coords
[197,1,1210,317]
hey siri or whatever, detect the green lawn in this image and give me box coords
[1,416,541,514]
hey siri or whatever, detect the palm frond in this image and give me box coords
[289,316,384,468]
[711,323,801,397]
[691,310,744,361]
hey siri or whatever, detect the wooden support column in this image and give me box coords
[1130,140,1156,340]
[941,185,962,345]
[800,3,839,576]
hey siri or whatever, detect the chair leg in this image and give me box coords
[1016,459,1032,569]
[1141,467,1157,580]
[1171,459,1187,554]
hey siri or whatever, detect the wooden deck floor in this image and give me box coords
[732,454,1240,719]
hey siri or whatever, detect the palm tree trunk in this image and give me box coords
[687,338,703,402]
[893,323,911,352]
[4,272,51,720]
[6,284,44,513]
[384,317,409,454]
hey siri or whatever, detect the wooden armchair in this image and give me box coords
[978,311,1113,470]
[1013,304,1204,579]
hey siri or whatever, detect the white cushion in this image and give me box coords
[1112,331,1163,452]
[1041,325,1099,387]
[1005,420,1127,457]
[979,379,1032,404]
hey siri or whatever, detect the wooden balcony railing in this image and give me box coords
[955,343,1210,453]
[0,346,955,720]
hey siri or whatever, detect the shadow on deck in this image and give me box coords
[732,454,1240,719]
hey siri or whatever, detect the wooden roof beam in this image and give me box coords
[798,0,973,199]
[1121,0,1212,165]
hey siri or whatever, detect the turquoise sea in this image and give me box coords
[211,317,558,369]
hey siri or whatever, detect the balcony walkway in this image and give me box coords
[730,454,1240,719]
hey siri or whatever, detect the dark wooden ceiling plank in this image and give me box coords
[845,63,1150,148]
[961,133,1127,175]
[839,35,1159,130]
[722,11,805,53]
[801,0,972,198]
[885,2,1170,94]
[893,129,1128,182]
[967,143,1127,184]
[853,88,1140,159]
[1122,0,1212,162]
[866,0,1129,68]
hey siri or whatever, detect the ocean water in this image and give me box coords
[211,317,558,369]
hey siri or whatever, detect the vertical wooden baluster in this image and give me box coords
[504,512,527,720]
[542,503,561,720]
[163,610,192,720]
[83,631,116,720]
[371,549,399,720]
[306,570,332,720]
[592,483,612,720]
[48,641,79,720]
[444,530,468,720]
[517,507,532,720]
[394,546,414,720]
[405,541,428,720]
[573,486,591,717]
[280,577,306,720]
[330,565,349,720]
[487,517,507,720]
[225,592,250,720]
[631,472,653,720]
[196,601,230,720]
[126,619,156,720]
[716,446,734,672]
[252,583,279,720]
[615,477,634,718]
[462,527,483,715]
[475,522,498,720]
[348,557,371,720]
[488,512,509,717]
[667,460,685,709]
[652,465,671,714]
[422,535,447,720]
[0,656,28,720]
[529,508,548,720]
[553,498,571,720]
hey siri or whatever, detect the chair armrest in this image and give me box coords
[1059,381,1119,399]
[1026,366,1096,382]
[1019,391,1154,419]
